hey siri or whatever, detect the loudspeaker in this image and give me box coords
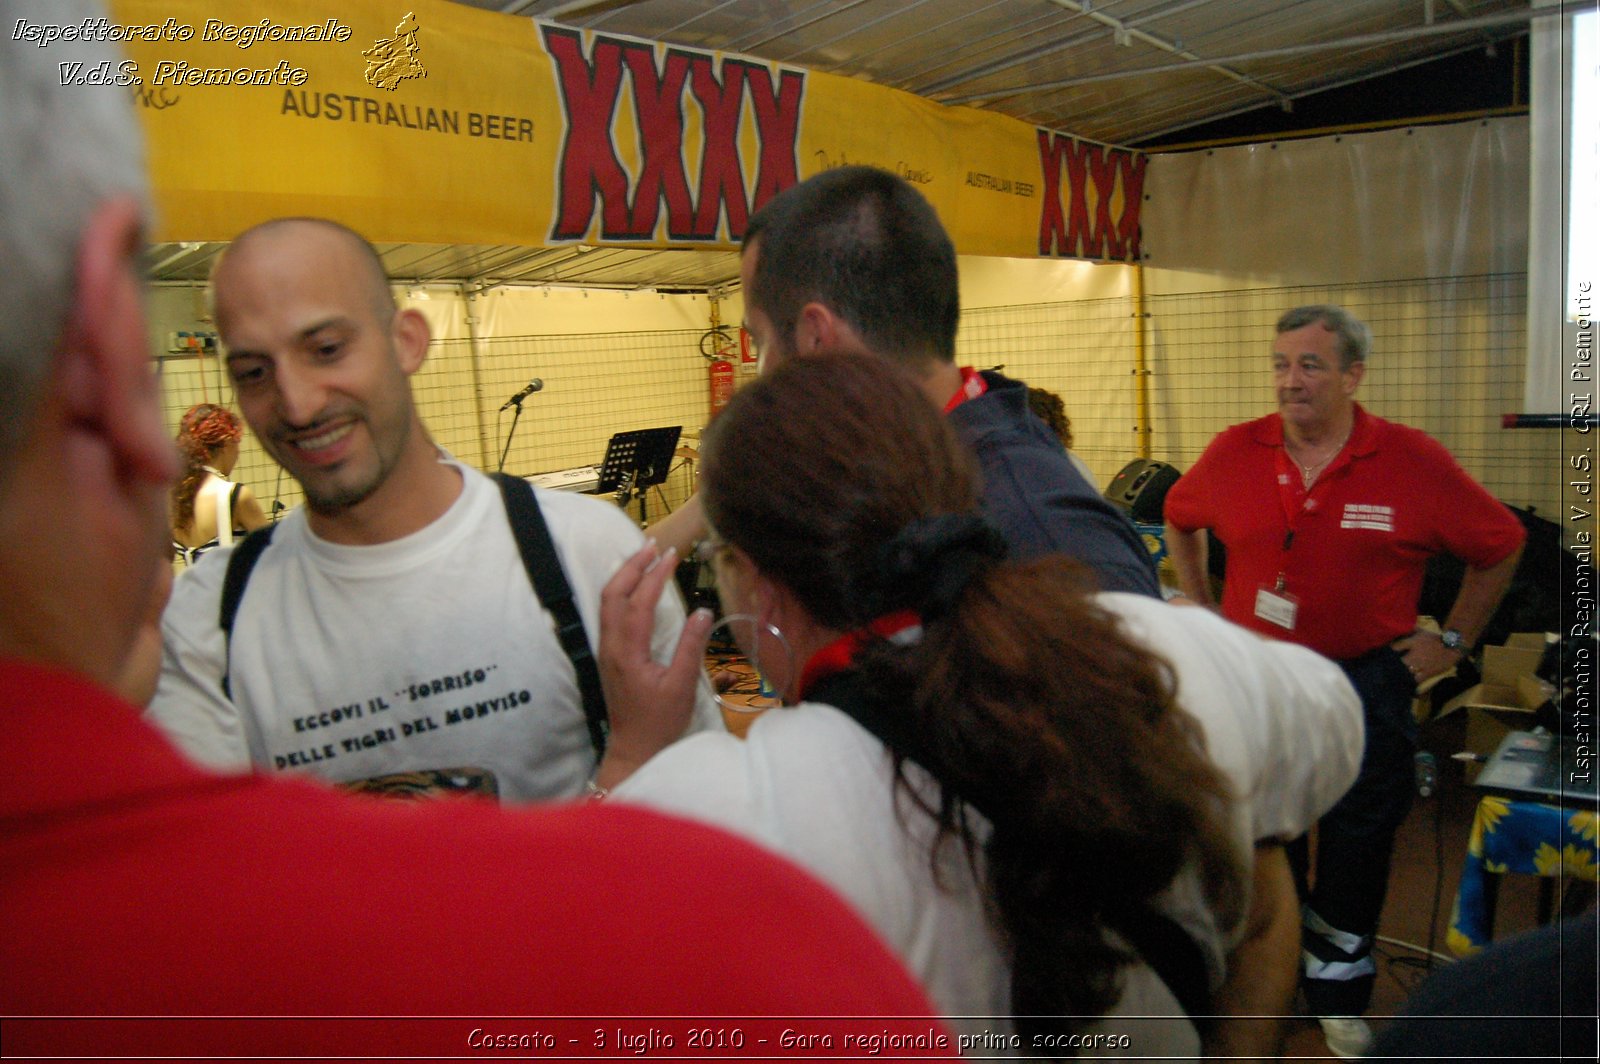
[1104,458,1181,524]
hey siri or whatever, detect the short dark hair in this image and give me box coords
[744,166,958,364]
[1276,304,1371,369]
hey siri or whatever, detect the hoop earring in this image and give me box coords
[702,613,795,714]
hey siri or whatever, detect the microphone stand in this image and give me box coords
[497,398,526,473]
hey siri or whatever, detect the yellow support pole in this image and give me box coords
[1132,261,1152,460]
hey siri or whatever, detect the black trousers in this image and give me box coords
[1288,644,1419,1017]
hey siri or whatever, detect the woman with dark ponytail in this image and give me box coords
[594,355,1361,1055]
[171,403,268,566]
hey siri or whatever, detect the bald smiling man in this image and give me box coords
[147,217,721,802]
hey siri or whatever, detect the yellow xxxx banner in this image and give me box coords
[94,0,1145,260]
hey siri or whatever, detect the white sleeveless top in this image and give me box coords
[173,471,239,567]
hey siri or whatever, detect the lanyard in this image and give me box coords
[941,367,989,414]
[1270,446,1339,592]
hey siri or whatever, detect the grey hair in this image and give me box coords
[0,0,150,471]
[1275,305,1371,368]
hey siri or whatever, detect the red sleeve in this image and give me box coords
[1417,434,1526,568]
[1162,436,1227,533]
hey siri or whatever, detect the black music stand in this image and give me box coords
[596,426,682,526]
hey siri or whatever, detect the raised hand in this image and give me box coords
[593,542,714,790]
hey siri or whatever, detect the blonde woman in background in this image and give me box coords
[170,403,268,566]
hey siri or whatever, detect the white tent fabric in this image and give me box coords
[1526,0,1581,415]
[1142,119,1528,292]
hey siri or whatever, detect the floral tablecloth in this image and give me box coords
[1448,797,1597,956]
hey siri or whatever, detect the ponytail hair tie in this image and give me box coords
[867,513,1007,619]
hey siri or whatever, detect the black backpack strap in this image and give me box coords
[492,473,609,757]
[219,523,277,701]
[1107,906,1214,1036]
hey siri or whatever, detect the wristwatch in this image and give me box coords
[1440,629,1467,653]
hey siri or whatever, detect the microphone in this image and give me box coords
[499,378,544,411]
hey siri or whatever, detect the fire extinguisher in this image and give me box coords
[701,326,738,417]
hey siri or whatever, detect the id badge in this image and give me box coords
[1255,584,1299,630]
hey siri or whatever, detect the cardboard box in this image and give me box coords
[1516,672,1557,712]
[1502,633,1549,654]
[1434,633,1552,779]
